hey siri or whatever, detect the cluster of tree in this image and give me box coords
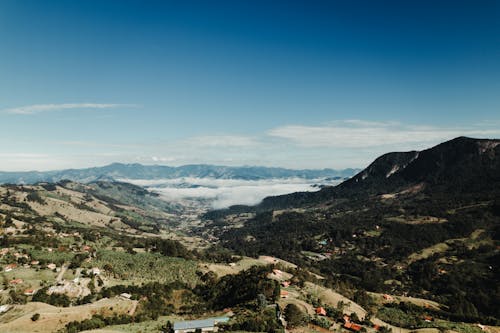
[32,287,71,307]
[64,314,133,333]
[222,307,283,333]
[216,187,499,319]
[195,265,280,310]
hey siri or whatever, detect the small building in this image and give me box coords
[280,290,289,298]
[47,263,57,270]
[173,317,229,333]
[382,294,393,301]
[281,281,291,288]
[120,293,132,299]
[24,289,35,296]
[315,307,327,316]
[4,263,17,272]
[91,267,101,275]
[9,278,23,285]
[344,322,362,332]
[31,260,40,265]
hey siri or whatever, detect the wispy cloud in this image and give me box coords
[3,103,138,115]
[267,120,500,148]
[1,119,499,171]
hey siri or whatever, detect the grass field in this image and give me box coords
[88,250,200,286]
[0,298,135,333]
[1,267,58,290]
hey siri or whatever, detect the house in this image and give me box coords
[423,316,433,322]
[31,260,40,265]
[344,322,362,332]
[47,263,57,270]
[0,305,10,313]
[120,293,132,299]
[281,281,291,288]
[382,294,393,301]
[9,278,23,285]
[91,267,101,275]
[4,263,17,272]
[315,307,327,316]
[24,289,35,296]
[173,317,230,333]
[280,290,289,298]
[0,248,9,256]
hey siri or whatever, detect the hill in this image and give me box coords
[208,137,500,319]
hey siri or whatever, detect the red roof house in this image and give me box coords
[344,323,362,331]
[316,307,327,316]
[9,278,23,284]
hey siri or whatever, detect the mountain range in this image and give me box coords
[209,136,500,215]
[209,137,500,319]
[0,163,359,185]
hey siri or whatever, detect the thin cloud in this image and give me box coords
[3,103,138,115]
[267,120,500,148]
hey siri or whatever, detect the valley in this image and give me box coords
[0,138,498,333]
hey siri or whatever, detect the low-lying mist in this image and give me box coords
[120,177,342,209]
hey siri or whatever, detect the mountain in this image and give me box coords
[209,137,500,319]
[0,163,359,184]
[209,136,500,215]
[340,136,500,193]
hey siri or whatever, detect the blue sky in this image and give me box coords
[0,0,499,171]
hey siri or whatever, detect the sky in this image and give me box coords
[0,0,499,171]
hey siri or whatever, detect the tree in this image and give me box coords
[284,304,307,328]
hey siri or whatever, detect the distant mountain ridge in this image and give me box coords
[0,163,359,184]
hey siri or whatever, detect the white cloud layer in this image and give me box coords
[122,177,340,209]
[3,103,136,115]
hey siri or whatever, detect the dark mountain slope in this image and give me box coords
[342,136,500,193]
[211,137,500,216]
[211,137,500,320]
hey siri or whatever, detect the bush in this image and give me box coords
[284,303,307,328]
